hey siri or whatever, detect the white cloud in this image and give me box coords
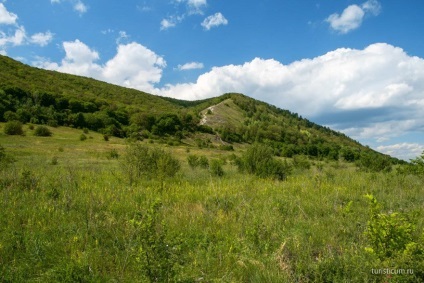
[30,31,54,46]
[0,3,53,51]
[0,3,17,25]
[74,0,87,14]
[362,0,382,15]
[187,0,207,14]
[177,62,204,71]
[37,40,166,93]
[377,143,424,161]
[157,43,424,148]
[160,15,185,30]
[102,42,166,91]
[201,12,228,30]
[51,0,88,15]
[326,0,381,34]
[174,0,207,14]
[160,18,177,30]
[0,25,25,47]
[34,40,424,159]
[162,0,206,29]
[116,30,129,44]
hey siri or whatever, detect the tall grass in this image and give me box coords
[0,147,423,282]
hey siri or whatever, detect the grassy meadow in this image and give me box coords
[0,123,423,282]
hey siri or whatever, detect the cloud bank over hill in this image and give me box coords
[158,43,424,152]
[35,40,424,160]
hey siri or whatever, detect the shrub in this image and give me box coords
[103,134,109,141]
[364,194,418,260]
[210,159,224,177]
[122,144,180,185]
[198,156,209,168]
[187,154,199,168]
[239,143,290,180]
[4,121,23,135]
[79,134,87,141]
[108,149,119,159]
[219,144,234,151]
[292,155,311,170]
[34,125,52,137]
[19,169,38,190]
[130,200,181,282]
[50,156,59,165]
[358,153,392,172]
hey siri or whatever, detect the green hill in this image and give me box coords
[1,56,423,283]
[0,54,399,166]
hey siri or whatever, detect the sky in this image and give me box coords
[1,0,424,160]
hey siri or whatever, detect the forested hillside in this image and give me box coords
[0,54,400,168]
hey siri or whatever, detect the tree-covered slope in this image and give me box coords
[0,55,189,114]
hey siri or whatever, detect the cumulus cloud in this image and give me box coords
[157,43,424,148]
[0,3,53,51]
[174,0,207,14]
[0,3,17,25]
[160,15,184,30]
[30,31,54,46]
[201,12,228,30]
[102,43,166,91]
[74,0,88,14]
[186,0,207,14]
[326,0,381,34]
[0,25,26,48]
[33,40,424,159]
[51,0,88,15]
[161,0,207,30]
[177,62,204,71]
[37,40,166,93]
[377,143,424,161]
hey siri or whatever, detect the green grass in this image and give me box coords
[0,125,423,282]
[200,99,245,129]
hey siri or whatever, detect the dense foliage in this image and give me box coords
[3,120,23,135]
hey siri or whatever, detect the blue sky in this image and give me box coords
[1,0,424,160]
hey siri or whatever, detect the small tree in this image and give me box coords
[4,121,23,135]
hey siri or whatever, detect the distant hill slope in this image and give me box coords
[0,55,190,114]
[0,55,401,165]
